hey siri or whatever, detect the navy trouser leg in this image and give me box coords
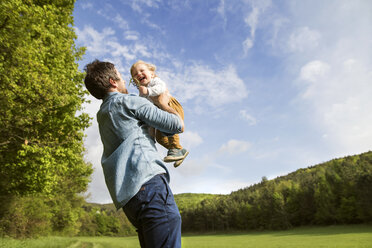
[123,174,182,248]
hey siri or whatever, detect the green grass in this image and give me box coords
[182,225,372,248]
[1,225,372,248]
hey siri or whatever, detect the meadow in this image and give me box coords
[1,225,371,248]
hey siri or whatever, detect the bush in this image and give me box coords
[0,196,52,238]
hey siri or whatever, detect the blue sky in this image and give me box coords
[73,0,372,204]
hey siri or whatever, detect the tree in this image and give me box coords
[0,0,91,196]
[0,0,92,236]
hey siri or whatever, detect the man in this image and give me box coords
[84,60,183,248]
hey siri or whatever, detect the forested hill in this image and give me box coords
[180,151,372,232]
[79,151,372,236]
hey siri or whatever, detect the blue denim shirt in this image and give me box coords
[97,92,183,209]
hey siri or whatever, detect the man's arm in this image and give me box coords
[151,92,184,132]
[134,94,184,134]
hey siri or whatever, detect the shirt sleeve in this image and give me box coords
[147,77,167,97]
[134,98,182,135]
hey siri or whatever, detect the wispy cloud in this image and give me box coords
[75,26,116,56]
[181,131,203,149]
[75,26,155,67]
[300,60,330,84]
[219,139,252,155]
[124,31,139,40]
[239,110,257,125]
[130,0,162,12]
[159,63,248,108]
[289,27,321,52]
[242,0,272,55]
[96,3,130,30]
[80,2,93,10]
[244,6,259,38]
[128,0,163,32]
[298,58,372,154]
[216,0,227,29]
[113,14,130,30]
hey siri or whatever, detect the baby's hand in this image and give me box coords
[151,91,170,108]
[139,86,148,96]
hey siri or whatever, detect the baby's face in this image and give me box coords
[132,63,154,86]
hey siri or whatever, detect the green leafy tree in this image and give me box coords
[0,0,91,197]
[0,0,92,237]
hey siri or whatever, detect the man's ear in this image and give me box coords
[109,78,117,88]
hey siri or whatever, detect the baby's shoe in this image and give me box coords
[164,148,189,162]
[173,151,189,168]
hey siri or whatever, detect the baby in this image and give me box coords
[130,60,188,167]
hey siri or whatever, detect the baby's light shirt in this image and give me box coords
[147,77,167,97]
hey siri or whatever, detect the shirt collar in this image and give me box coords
[103,91,119,101]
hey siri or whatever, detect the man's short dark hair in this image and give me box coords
[84,60,120,99]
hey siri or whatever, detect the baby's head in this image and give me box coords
[130,60,157,87]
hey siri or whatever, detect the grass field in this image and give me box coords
[1,225,371,248]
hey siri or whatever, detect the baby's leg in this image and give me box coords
[167,134,182,150]
[156,130,170,149]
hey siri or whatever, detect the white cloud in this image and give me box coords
[80,2,93,10]
[288,27,321,52]
[216,0,227,28]
[81,95,111,203]
[181,131,203,149]
[160,63,248,108]
[297,57,372,154]
[124,31,139,40]
[243,38,254,54]
[131,0,161,12]
[114,14,130,30]
[132,43,152,58]
[291,0,372,158]
[239,110,257,125]
[242,0,272,55]
[173,178,253,195]
[76,26,155,64]
[300,60,330,83]
[84,143,112,204]
[95,4,130,31]
[107,41,135,61]
[244,6,259,38]
[219,139,251,155]
[129,0,163,31]
[75,26,115,56]
[172,157,210,177]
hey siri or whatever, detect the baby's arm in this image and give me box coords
[147,77,167,97]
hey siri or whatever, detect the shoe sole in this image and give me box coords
[173,151,189,168]
[163,151,188,162]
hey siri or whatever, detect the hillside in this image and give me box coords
[82,151,372,234]
[180,151,372,231]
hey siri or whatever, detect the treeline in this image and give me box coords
[0,196,136,238]
[180,151,372,232]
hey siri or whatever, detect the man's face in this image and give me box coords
[115,69,128,94]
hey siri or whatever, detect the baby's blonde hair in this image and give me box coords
[130,60,158,78]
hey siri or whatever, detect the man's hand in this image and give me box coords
[139,86,148,96]
[151,92,184,132]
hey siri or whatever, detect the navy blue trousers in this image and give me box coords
[123,174,182,248]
